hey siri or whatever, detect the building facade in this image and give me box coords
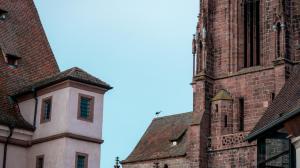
[0,0,111,168]
[122,0,300,167]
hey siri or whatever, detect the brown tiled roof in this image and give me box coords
[14,67,112,96]
[0,0,59,131]
[122,112,192,164]
[246,65,300,141]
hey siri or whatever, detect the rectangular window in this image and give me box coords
[239,97,245,131]
[78,94,94,122]
[36,155,44,168]
[76,153,88,168]
[40,97,52,123]
[244,0,260,68]
[271,92,275,101]
[224,115,228,128]
[215,104,219,113]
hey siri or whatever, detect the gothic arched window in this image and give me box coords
[244,0,260,68]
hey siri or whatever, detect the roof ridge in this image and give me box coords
[154,111,193,120]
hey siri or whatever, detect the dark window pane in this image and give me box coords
[80,97,91,119]
[77,155,86,168]
[7,58,16,66]
[239,98,245,131]
[36,157,44,168]
[244,0,260,68]
[43,100,51,120]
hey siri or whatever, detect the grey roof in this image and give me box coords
[14,67,112,96]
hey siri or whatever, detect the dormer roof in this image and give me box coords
[212,89,233,101]
[5,53,21,59]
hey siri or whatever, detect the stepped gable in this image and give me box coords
[122,112,192,164]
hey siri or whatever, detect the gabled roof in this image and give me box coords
[13,67,112,96]
[246,65,300,141]
[122,112,192,164]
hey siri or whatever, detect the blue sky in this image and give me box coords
[35,0,198,167]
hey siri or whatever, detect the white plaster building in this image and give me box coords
[0,0,112,168]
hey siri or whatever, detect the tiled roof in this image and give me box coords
[14,67,112,96]
[0,0,59,131]
[122,112,192,164]
[0,93,34,131]
[247,65,300,141]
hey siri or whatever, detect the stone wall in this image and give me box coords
[208,145,257,168]
[122,157,189,168]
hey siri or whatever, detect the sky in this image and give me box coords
[34,0,198,167]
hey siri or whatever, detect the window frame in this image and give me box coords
[77,94,94,122]
[40,96,52,124]
[75,152,88,168]
[36,155,44,168]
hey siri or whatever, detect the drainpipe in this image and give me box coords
[3,125,14,168]
[32,88,38,128]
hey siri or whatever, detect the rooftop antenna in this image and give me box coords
[155,111,162,117]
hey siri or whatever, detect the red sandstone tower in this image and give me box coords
[122,0,300,167]
[190,0,300,167]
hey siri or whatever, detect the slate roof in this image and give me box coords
[14,67,112,96]
[246,65,300,141]
[122,112,192,164]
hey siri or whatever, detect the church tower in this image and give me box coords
[190,0,300,167]
[121,0,300,167]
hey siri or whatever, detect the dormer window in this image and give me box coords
[5,54,21,68]
[0,9,8,21]
[169,129,187,147]
[171,141,177,146]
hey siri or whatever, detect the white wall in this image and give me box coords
[27,138,100,168]
[7,145,28,168]
[64,138,100,168]
[19,98,35,125]
[0,144,28,168]
[67,87,104,139]
[27,138,66,168]
[33,87,70,139]
[17,85,104,168]
[19,86,104,140]
[292,136,300,168]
